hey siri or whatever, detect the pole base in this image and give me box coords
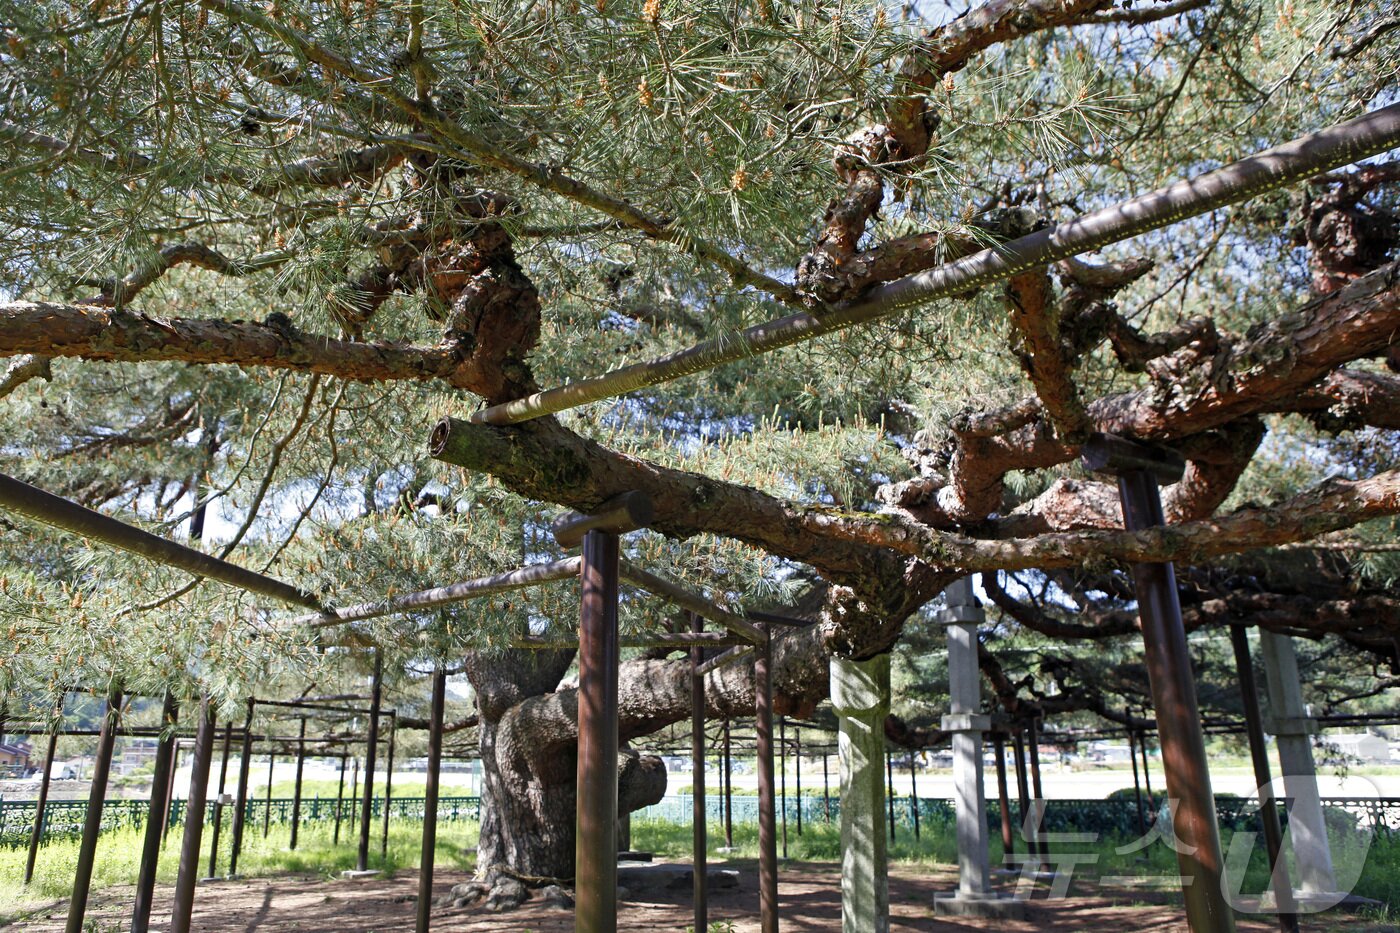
[934,891,1027,919]
[340,869,382,880]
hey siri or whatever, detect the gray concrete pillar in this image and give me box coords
[831,653,891,933]
[934,578,1024,919]
[1258,630,1337,898]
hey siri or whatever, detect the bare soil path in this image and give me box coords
[8,861,1392,932]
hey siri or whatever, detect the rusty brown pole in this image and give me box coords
[886,750,896,842]
[262,748,275,838]
[993,734,1014,863]
[1128,717,1148,840]
[65,688,121,933]
[23,727,59,885]
[290,717,307,850]
[822,753,831,824]
[723,718,734,846]
[358,651,383,872]
[779,716,788,859]
[132,691,178,933]
[754,629,778,933]
[1027,718,1047,860]
[171,698,215,933]
[576,525,621,933]
[416,667,447,933]
[229,699,255,877]
[381,714,396,858]
[162,741,182,840]
[794,727,803,837]
[1229,625,1299,933]
[691,612,708,933]
[207,720,233,878]
[1084,433,1237,933]
[333,753,348,845]
[1140,728,1155,802]
[908,749,919,841]
[1013,728,1034,862]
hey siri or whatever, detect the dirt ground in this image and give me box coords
[10,860,1394,932]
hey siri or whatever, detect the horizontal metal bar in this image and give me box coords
[468,104,1400,425]
[745,610,817,627]
[298,556,581,628]
[0,472,321,609]
[697,644,755,676]
[619,560,766,644]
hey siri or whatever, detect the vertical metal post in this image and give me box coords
[1013,728,1034,861]
[1229,625,1299,933]
[754,629,778,933]
[1128,719,1148,839]
[381,715,396,858]
[334,754,348,845]
[691,612,708,933]
[794,728,803,836]
[908,751,920,841]
[779,716,788,860]
[822,753,831,824]
[1027,718,1047,860]
[1140,730,1154,802]
[23,728,58,884]
[416,668,447,933]
[163,741,181,839]
[290,718,306,850]
[171,698,215,933]
[885,750,896,841]
[359,651,383,872]
[723,718,734,847]
[132,691,178,933]
[65,688,121,933]
[1105,449,1237,933]
[229,699,255,877]
[993,734,1014,862]
[207,721,233,878]
[576,527,620,933]
[262,749,275,837]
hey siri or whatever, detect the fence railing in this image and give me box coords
[3,793,1395,848]
[0,796,482,848]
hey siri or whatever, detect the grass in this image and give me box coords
[0,818,479,925]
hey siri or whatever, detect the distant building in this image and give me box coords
[0,740,33,774]
[119,738,160,774]
[1318,731,1390,764]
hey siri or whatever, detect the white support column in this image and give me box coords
[934,578,1024,919]
[1258,630,1337,899]
[831,653,891,933]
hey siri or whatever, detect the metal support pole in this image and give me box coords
[1140,730,1155,803]
[1086,435,1237,933]
[576,527,620,933]
[1027,718,1047,860]
[1013,728,1034,863]
[691,612,708,933]
[794,727,803,837]
[1128,719,1148,840]
[822,753,831,824]
[359,651,383,872]
[290,718,306,850]
[780,716,788,859]
[416,668,447,933]
[1229,625,1299,933]
[755,630,778,933]
[723,718,734,847]
[23,728,58,885]
[171,698,215,933]
[65,688,121,933]
[993,734,1014,862]
[263,749,275,838]
[885,750,896,842]
[208,721,233,878]
[381,714,396,858]
[908,752,919,841]
[132,692,178,933]
[229,699,255,877]
[334,754,348,845]
[163,741,181,840]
